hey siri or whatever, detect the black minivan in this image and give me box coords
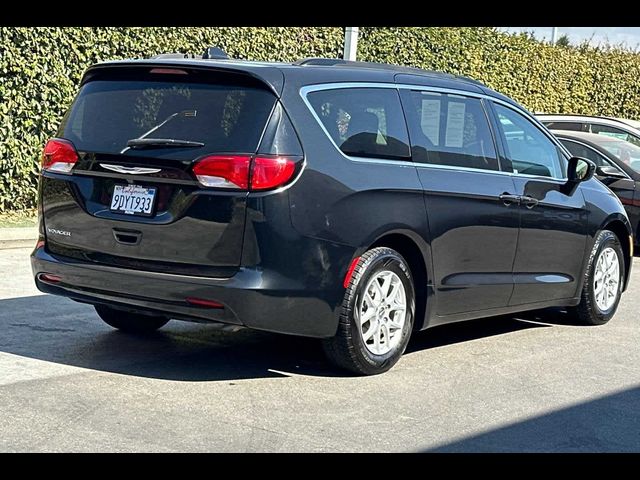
[32,53,633,374]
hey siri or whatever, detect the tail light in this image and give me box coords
[192,155,251,189]
[192,155,298,191]
[251,157,297,191]
[41,138,78,173]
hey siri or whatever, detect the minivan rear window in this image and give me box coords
[58,74,277,160]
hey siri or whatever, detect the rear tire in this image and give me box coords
[568,230,625,326]
[95,305,169,333]
[323,247,415,375]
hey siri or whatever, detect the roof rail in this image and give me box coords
[456,75,485,86]
[294,58,345,66]
[295,58,438,74]
[294,57,483,83]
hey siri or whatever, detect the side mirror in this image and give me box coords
[567,156,596,184]
[596,165,627,179]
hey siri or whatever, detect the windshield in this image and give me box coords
[59,78,277,160]
[596,138,640,173]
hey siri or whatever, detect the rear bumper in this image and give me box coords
[31,247,340,338]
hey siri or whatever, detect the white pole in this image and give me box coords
[551,27,558,45]
[344,27,359,61]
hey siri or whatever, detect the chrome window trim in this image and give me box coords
[558,138,633,180]
[406,161,513,177]
[299,82,570,181]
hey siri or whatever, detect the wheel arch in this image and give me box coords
[366,230,433,331]
[601,215,633,290]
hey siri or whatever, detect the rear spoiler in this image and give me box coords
[82,59,285,97]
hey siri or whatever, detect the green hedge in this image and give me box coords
[2,27,640,212]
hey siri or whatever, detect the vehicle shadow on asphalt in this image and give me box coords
[406,305,588,352]
[0,295,582,381]
[422,385,640,452]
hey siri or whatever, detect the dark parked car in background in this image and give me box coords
[552,129,640,243]
[31,50,633,374]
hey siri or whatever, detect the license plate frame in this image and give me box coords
[109,184,157,217]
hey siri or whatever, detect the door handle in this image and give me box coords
[499,193,520,206]
[521,196,539,209]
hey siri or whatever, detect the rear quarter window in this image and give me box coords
[306,87,410,160]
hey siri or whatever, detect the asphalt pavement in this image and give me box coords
[1,246,639,452]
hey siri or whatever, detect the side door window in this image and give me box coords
[590,124,640,147]
[494,104,566,179]
[400,90,499,171]
[306,87,411,160]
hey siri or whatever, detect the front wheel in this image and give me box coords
[569,230,625,325]
[323,247,415,375]
[95,305,170,333]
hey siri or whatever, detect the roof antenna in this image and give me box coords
[202,47,229,60]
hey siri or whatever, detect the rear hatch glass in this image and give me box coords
[43,67,277,276]
[60,69,276,159]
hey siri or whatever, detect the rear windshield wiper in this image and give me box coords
[121,109,200,153]
[126,138,205,149]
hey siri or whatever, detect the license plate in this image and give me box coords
[110,185,156,216]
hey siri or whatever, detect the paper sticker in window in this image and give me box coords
[420,98,441,145]
[445,102,466,148]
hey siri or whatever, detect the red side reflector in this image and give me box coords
[251,157,297,191]
[149,68,189,75]
[40,273,62,284]
[185,297,224,309]
[35,239,45,249]
[41,138,78,173]
[343,256,361,289]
